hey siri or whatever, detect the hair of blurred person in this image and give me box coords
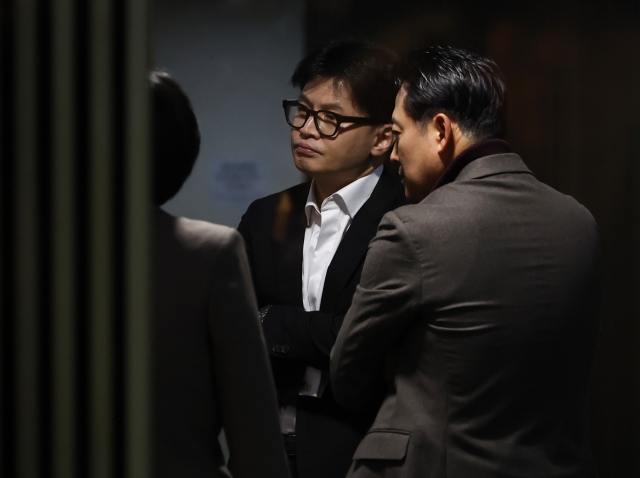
[290,39,399,123]
[150,69,200,205]
[399,45,507,141]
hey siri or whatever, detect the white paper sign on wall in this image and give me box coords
[210,159,269,209]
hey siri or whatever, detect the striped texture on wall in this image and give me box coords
[0,0,151,477]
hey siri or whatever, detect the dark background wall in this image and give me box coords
[307,1,640,476]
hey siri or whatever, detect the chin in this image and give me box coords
[293,158,313,176]
[293,157,327,178]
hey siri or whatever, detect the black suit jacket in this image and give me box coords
[331,153,601,478]
[238,166,406,478]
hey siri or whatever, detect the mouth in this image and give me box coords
[294,142,320,156]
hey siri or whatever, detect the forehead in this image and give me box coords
[299,77,356,111]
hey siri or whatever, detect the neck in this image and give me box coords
[312,159,382,206]
[451,133,476,161]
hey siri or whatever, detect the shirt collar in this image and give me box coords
[305,164,383,225]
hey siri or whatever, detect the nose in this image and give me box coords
[299,114,320,138]
[390,139,400,163]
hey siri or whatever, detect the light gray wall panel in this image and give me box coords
[155,0,305,227]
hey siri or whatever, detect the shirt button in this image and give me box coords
[302,382,311,391]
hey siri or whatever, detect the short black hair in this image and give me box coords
[400,46,507,140]
[291,39,400,123]
[150,70,200,205]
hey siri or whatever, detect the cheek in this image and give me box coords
[342,128,375,155]
[399,144,415,172]
[324,137,355,165]
[398,134,414,160]
[401,143,412,163]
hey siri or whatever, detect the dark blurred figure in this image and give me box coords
[332,46,601,478]
[237,40,406,478]
[150,70,290,478]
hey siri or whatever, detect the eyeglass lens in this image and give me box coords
[286,104,339,136]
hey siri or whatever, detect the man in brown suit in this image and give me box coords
[331,46,600,478]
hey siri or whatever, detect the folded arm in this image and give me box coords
[261,305,344,369]
[238,203,343,370]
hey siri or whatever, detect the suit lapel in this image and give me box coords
[320,167,404,311]
[271,184,309,308]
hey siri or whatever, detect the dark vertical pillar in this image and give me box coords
[0,0,151,476]
[88,0,116,476]
[0,0,16,475]
[123,1,151,477]
[15,1,44,477]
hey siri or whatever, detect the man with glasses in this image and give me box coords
[237,40,405,478]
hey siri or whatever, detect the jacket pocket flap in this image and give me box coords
[353,429,411,461]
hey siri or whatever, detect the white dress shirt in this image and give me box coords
[279,165,383,434]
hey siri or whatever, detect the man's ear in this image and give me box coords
[432,113,453,152]
[432,113,455,158]
[370,124,394,157]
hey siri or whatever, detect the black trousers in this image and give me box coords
[284,434,297,478]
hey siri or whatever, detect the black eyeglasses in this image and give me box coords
[282,100,384,137]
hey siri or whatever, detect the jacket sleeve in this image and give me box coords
[209,230,290,478]
[331,211,422,409]
[238,199,343,370]
[262,305,345,370]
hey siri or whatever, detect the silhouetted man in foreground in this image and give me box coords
[150,70,289,478]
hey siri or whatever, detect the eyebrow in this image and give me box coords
[298,93,344,112]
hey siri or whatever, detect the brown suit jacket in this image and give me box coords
[152,208,290,478]
[331,153,600,478]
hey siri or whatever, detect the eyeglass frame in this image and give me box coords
[282,100,386,137]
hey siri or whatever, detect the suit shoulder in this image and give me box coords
[164,213,242,253]
[538,183,600,240]
[239,182,310,234]
[394,177,599,243]
[245,181,310,212]
[153,211,246,288]
[386,197,481,244]
[540,182,596,217]
[376,206,425,238]
[388,203,437,227]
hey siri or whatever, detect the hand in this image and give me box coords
[259,305,272,323]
